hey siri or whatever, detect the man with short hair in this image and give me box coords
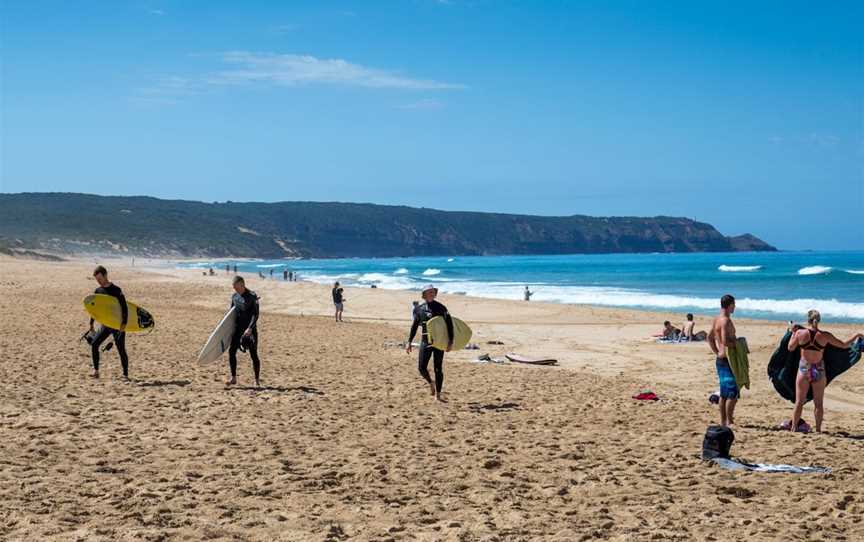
[708,294,738,426]
[228,276,262,387]
[87,265,130,380]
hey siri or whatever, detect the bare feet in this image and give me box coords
[254,379,261,389]
[436,393,447,403]
[429,379,436,396]
[121,375,130,382]
[90,370,99,379]
[226,378,237,386]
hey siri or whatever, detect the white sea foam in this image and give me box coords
[447,258,455,262]
[798,266,833,275]
[718,265,762,272]
[422,268,441,276]
[394,268,409,274]
[256,263,284,268]
[430,281,864,320]
[845,269,864,275]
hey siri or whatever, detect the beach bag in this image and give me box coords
[702,425,734,460]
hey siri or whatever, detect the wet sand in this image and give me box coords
[2,257,863,541]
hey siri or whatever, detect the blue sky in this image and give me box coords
[1,1,862,250]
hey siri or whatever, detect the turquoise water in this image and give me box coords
[183,251,864,323]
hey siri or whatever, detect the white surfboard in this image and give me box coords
[198,307,236,364]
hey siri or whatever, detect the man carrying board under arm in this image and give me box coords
[87,265,130,380]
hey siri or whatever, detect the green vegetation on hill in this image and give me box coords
[0,193,776,258]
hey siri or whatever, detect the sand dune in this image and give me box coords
[2,258,863,540]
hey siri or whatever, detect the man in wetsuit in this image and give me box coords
[227,275,262,388]
[332,282,344,322]
[88,265,130,380]
[407,284,454,402]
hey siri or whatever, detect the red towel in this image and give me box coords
[632,392,659,401]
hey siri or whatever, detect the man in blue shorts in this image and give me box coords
[708,294,739,426]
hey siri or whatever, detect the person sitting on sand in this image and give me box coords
[87,265,130,380]
[787,310,862,433]
[227,276,262,388]
[659,321,681,340]
[708,295,738,427]
[680,313,707,342]
[332,282,345,322]
[407,284,454,402]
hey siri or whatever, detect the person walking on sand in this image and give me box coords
[332,282,345,322]
[788,310,862,433]
[407,284,454,402]
[524,285,533,301]
[87,265,130,380]
[708,295,738,426]
[227,276,262,388]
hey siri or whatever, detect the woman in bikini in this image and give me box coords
[788,310,862,433]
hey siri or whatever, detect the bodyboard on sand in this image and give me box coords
[426,316,472,351]
[198,307,236,364]
[83,294,154,332]
[767,331,862,403]
[506,353,558,366]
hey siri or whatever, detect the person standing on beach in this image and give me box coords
[332,282,345,322]
[524,286,534,301]
[708,295,738,426]
[227,276,262,388]
[87,265,130,380]
[787,310,862,433]
[283,269,288,281]
[407,284,454,402]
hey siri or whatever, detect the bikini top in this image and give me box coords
[800,329,825,352]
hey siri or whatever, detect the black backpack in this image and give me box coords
[702,425,734,460]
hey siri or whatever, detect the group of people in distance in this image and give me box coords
[85,265,863,424]
[708,294,863,433]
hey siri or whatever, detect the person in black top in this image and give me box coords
[88,265,130,380]
[407,284,454,401]
[332,282,345,322]
[228,276,262,388]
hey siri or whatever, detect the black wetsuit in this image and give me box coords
[408,300,454,393]
[332,288,343,305]
[229,289,261,381]
[90,283,129,377]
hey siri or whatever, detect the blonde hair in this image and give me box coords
[807,309,821,326]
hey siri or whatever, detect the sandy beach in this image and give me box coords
[2,257,864,541]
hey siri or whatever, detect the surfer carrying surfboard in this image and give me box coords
[87,266,130,380]
[227,276,262,388]
[407,284,454,402]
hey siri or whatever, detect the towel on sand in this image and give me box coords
[711,458,830,474]
[726,337,750,390]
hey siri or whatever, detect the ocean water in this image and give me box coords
[182,251,864,323]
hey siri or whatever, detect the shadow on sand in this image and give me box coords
[229,385,325,395]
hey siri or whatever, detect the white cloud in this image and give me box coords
[207,51,466,90]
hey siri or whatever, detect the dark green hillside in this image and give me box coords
[0,193,775,258]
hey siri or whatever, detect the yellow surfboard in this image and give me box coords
[83,294,155,332]
[426,316,472,351]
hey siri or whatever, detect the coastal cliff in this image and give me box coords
[0,193,776,258]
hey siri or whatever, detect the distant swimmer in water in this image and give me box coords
[407,284,454,402]
[524,286,534,301]
[87,265,130,380]
[332,282,345,322]
[227,276,262,388]
[787,310,862,433]
[680,313,707,342]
